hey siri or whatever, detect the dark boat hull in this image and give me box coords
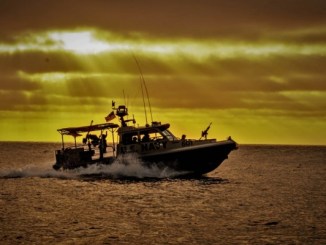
[53,140,237,176]
[141,139,237,175]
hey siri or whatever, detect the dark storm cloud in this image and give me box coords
[147,77,323,111]
[0,52,85,74]
[0,0,325,116]
[47,46,325,87]
[1,0,326,40]
[1,45,325,113]
[264,29,326,44]
[0,73,41,91]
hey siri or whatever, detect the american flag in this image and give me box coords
[105,111,116,122]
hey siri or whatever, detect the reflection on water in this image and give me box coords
[0,142,325,244]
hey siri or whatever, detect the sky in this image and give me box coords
[0,0,326,145]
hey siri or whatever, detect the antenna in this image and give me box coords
[132,54,153,123]
[144,78,153,123]
[123,89,128,119]
[140,78,148,125]
[123,89,126,105]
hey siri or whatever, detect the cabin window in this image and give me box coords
[120,128,175,145]
[161,129,177,141]
[140,131,164,142]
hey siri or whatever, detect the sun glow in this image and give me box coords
[48,31,128,54]
[17,71,109,83]
[1,29,326,59]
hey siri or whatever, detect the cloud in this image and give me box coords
[0,90,48,111]
[0,1,326,143]
[1,0,326,40]
[0,28,325,116]
[0,73,41,91]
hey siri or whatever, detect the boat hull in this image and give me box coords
[53,140,237,176]
[141,139,237,175]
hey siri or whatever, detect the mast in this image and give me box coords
[133,54,153,124]
[140,79,148,125]
[142,74,153,123]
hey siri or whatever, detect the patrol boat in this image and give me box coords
[53,104,237,176]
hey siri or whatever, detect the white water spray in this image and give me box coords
[0,154,186,179]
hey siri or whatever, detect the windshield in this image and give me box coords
[161,129,177,141]
[120,128,178,145]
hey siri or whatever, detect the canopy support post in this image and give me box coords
[61,134,65,150]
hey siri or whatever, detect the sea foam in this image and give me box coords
[0,154,185,179]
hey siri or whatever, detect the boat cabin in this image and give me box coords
[116,122,184,155]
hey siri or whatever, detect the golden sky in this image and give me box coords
[0,0,326,145]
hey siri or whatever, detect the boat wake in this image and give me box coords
[0,162,74,179]
[0,154,187,179]
[77,154,187,179]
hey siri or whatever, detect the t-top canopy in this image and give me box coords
[117,123,170,134]
[58,122,119,136]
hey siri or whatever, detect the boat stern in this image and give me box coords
[53,147,92,170]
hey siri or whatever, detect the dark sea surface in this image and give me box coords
[0,142,325,244]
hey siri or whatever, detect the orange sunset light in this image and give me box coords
[0,0,325,145]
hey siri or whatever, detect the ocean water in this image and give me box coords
[0,142,325,244]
